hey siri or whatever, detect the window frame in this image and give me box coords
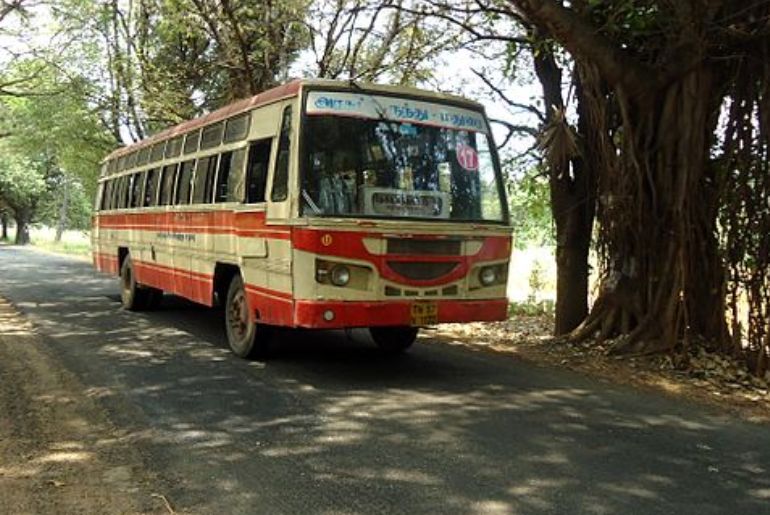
[129,171,145,209]
[158,163,178,206]
[175,159,196,205]
[215,148,247,203]
[200,123,224,151]
[245,139,273,204]
[144,168,160,207]
[270,105,293,202]
[184,129,201,155]
[192,154,219,204]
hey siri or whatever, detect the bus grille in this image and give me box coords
[387,261,458,280]
[386,239,461,256]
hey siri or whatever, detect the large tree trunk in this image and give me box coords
[554,242,591,333]
[1,211,8,240]
[571,67,726,354]
[532,38,596,335]
[553,75,598,335]
[14,211,30,245]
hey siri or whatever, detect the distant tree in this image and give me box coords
[0,57,113,239]
[507,164,553,249]
[0,152,54,244]
[0,202,10,240]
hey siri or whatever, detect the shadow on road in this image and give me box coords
[1,246,770,514]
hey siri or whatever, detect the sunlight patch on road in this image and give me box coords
[36,450,93,464]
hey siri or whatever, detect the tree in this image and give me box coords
[509,1,770,372]
[0,202,9,240]
[0,0,27,24]
[0,55,113,241]
[0,152,53,244]
[304,0,455,84]
[0,58,114,189]
[53,0,311,139]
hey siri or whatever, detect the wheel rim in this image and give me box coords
[228,289,249,346]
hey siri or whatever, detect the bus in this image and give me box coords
[92,79,512,358]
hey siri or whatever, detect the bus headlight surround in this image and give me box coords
[479,266,498,286]
[330,265,351,287]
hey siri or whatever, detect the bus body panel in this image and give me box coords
[92,79,513,333]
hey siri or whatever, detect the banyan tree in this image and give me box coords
[511,0,770,374]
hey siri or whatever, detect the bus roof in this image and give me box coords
[103,79,484,163]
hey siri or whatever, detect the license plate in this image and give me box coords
[410,301,438,326]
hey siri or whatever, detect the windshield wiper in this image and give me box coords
[302,189,322,215]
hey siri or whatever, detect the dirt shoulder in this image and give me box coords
[0,297,168,514]
[430,316,770,424]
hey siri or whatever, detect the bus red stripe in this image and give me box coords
[94,210,292,240]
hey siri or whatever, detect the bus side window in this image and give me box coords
[175,160,195,205]
[246,139,272,203]
[125,175,134,208]
[205,156,218,202]
[130,172,145,208]
[144,168,159,207]
[122,175,130,208]
[101,182,111,210]
[118,176,129,209]
[126,175,135,208]
[216,149,246,203]
[158,164,177,206]
[95,183,104,211]
[110,178,120,209]
[271,106,292,202]
[192,156,217,204]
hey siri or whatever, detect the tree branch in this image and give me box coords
[509,0,663,97]
[489,117,539,149]
[471,68,545,122]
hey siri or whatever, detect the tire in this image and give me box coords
[146,288,164,310]
[225,275,270,359]
[370,326,418,354]
[120,256,151,311]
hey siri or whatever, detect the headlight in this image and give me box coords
[479,266,498,286]
[316,259,371,289]
[330,265,351,286]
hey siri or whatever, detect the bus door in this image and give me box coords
[261,101,296,324]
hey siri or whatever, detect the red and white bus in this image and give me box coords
[92,79,512,357]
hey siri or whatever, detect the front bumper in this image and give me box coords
[293,298,508,329]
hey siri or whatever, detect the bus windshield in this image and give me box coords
[301,92,506,223]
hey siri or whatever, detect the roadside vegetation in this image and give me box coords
[25,228,91,258]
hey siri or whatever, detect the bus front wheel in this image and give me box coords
[225,275,269,359]
[120,256,158,311]
[370,327,418,354]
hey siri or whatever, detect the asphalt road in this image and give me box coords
[0,246,769,515]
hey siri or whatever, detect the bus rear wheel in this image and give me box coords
[225,275,270,359]
[120,256,159,311]
[370,326,418,354]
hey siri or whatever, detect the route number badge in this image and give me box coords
[456,143,479,171]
